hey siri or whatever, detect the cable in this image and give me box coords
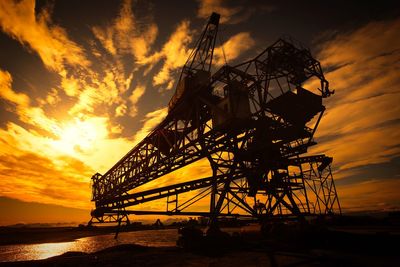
[218,26,228,65]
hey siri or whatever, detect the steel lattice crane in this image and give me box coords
[89,12,341,227]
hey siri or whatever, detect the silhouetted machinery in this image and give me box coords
[89,12,341,227]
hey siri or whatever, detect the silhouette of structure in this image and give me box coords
[89,12,341,227]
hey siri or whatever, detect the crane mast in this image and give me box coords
[89,13,340,226]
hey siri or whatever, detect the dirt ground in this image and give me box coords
[2,243,399,267]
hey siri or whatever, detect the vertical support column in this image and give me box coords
[205,138,238,230]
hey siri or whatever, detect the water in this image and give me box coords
[0,229,179,262]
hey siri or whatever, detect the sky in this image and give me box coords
[0,0,399,225]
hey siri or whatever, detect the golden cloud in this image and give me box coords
[60,74,81,97]
[0,70,30,107]
[337,179,400,212]
[150,24,255,90]
[92,0,158,61]
[0,0,89,72]
[0,0,139,118]
[0,123,93,209]
[0,1,135,119]
[197,0,241,24]
[0,115,135,208]
[152,20,193,88]
[214,32,255,65]
[133,107,168,145]
[312,122,400,171]
[128,84,146,117]
[65,69,129,117]
[0,69,60,134]
[318,19,400,73]
[310,18,400,173]
[197,0,275,24]
[115,103,128,117]
[0,69,135,209]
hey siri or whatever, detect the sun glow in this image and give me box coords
[51,118,107,156]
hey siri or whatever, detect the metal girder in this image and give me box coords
[97,172,243,208]
[105,210,254,218]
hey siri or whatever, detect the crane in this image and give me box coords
[88,12,341,228]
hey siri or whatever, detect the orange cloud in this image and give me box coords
[309,18,400,173]
[0,1,136,121]
[92,0,158,61]
[60,74,81,97]
[197,0,275,24]
[151,20,193,88]
[115,104,128,117]
[133,107,168,144]
[318,19,400,74]
[312,122,400,171]
[149,23,256,90]
[150,24,255,90]
[214,32,255,65]
[0,69,135,209]
[197,0,241,24]
[0,0,89,72]
[65,69,131,117]
[337,179,400,212]
[0,69,60,134]
[0,115,135,208]
[129,84,146,117]
[0,70,30,107]
[0,123,93,209]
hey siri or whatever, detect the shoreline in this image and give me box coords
[1,222,400,246]
[0,226,173,246]
[3,238,400,267]
[2,222,400,266]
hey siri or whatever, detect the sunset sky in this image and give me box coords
[0,0,399,225]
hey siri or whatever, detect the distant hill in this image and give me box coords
[0,196,89,226]
[343,209,400,218]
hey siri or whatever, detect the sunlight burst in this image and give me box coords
[51,119,105,155]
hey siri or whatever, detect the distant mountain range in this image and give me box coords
[0,196,89,226]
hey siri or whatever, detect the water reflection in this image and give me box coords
[0,229,179,262]
[0,241,75,262]
[0,226,260,262]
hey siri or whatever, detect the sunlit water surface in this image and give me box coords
[0,229,179,262]
[0,226,261,262]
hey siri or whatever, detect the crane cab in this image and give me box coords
[211,80,251,129]
[168,70,211,115]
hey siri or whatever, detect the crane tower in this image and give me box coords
[89,12,341,226]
